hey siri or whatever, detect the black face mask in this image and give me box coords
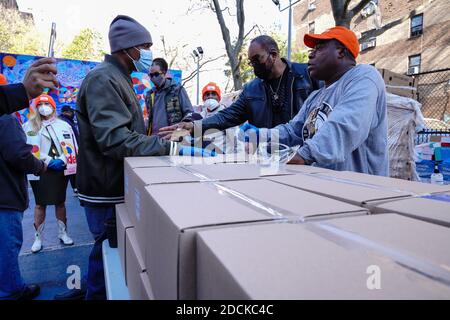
[64,112,74,121]
[253,55,274,80]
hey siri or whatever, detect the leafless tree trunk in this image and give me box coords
[330,0,372,28]
[211,0,245,91]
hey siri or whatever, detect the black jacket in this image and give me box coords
[197,60,322,133]
[76,55,172,207]
[0,115,45,212]
[0,83,30,116]
[59,114,80,143]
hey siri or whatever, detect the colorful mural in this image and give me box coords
[0,52,182,124]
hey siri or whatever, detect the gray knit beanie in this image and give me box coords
[109,15,153,53]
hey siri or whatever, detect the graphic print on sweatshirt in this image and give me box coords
[302,101,334,141]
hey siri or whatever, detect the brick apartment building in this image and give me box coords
[1,0,34,20]
[293,0,450,122]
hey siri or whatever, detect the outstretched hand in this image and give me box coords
[158,122,194,141]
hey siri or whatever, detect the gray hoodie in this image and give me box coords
[266,64,389,176]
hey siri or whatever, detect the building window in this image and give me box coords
[361,31,377,51]
[361,37,376,51]
[308,0,316,11]
[309,21,315,34]
[408,54,421,75]
[411,14,423,37]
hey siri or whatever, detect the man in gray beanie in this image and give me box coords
[54,15,214,301]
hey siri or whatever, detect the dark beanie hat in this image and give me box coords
[109,15,152,53]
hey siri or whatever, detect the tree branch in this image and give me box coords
[233,0,246,57]
[212,0,235,60]
[344,0,352,13]
[181,54,226,85]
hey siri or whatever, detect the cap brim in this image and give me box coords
[304,34,334,49]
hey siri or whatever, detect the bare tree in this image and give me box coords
[210,0,246,91]
[330,0,372,28]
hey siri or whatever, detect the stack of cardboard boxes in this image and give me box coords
[378,69,418,100]
[117,158,450,300]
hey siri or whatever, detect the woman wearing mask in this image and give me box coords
[23,94,77,253]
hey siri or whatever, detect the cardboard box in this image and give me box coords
[323,213,450,266]
[125,163,292,253]
[116,204,134,280]
[284,164,337,175]
[314,171,450,195]
[125,229,146,300]
[372,193,450,228]
[186,163,291,181]
[378,69,416,88]
[267,173,412,209]
[378,69,418,99]
[387,87,418,100]
[196,222,450,300]
[142,178,368,300]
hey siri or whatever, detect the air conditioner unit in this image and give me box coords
[361,38,376,51]
[308,3,316,11]
[408,66,420,75]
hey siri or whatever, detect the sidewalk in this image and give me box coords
[19,185,93,300]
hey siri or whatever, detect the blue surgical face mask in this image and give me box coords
[127,47,153,73]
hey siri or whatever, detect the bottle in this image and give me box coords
[430,162,444,185]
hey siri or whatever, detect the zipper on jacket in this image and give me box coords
[290,72,295,119]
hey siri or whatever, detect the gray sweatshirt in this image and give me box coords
[265,64,389,176]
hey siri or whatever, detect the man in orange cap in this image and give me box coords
[200,82,225,119]
[241,26,389,176]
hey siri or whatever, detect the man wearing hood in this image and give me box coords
[146,58,194,136]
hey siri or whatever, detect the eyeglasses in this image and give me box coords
[247,53,270,66]
[308,42,329,54]
[149,72,163,78]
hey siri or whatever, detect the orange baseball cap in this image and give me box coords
[304,26,360,59]
[35,94,56,109]
[202,82,222,102]
[0,74,7,85]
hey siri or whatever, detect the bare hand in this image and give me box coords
[288,154,306,165]
[23,58,58,100]
[158,122,194,141]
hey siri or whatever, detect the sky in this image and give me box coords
[16,0,294,102]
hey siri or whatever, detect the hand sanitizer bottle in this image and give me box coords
[431,162,444,185]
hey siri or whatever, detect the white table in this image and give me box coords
[102,240,130,300]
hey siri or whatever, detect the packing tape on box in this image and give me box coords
[303,222,450,287]
[181,166,305,221]
[299,172,424,197]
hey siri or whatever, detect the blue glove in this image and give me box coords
[238,123,260,144]
[179,147,217,157]
[48,159,66,172]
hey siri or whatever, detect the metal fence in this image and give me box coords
[415,68,450,124]
[415,129,450,145]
